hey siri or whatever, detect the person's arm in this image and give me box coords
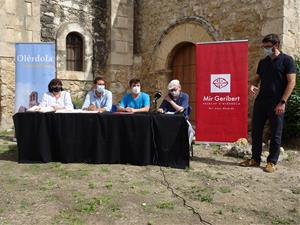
[102,91,112,112]
[157,99,168,113]
[134,93,150,112]
[274,73,296,115]
[117,95,127,112]
[64,92,74,110]
[126,94,150,112]
[249,74,260,97]
[165,94,184,112]
[82,92,91,110]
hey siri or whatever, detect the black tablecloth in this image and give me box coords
[13,112,189,168]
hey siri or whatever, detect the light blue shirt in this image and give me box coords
[82,89,112,111]
[119,92,150,109]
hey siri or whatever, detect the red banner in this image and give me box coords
[196,41,248,142]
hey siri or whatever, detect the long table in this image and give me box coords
[13,112,189,168]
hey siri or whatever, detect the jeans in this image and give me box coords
[251,98,284,164]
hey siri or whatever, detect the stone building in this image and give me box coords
[0,0,299,130]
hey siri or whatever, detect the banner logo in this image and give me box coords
[210,74,231,93]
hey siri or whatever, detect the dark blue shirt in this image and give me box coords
[256,53,296,101]
[159,92,190,119]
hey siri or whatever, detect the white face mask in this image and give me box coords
[170,90,180,97]
[132,86,141,94]
[96,85,105,94]
[263,47,273,57]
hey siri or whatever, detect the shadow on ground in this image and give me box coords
[191,156,238,166]
[0,145,18,161]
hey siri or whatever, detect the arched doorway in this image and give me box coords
[170,42,196,125]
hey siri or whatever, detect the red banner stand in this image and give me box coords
[195,40,248,142]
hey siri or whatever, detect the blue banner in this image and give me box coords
[15,43,55,112]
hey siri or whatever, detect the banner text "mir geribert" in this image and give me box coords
[203,95,240,102]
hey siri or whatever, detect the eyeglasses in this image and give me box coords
[261,44,274,49]
[169,88,177,92]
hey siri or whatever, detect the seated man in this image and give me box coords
[82,76,112,112]
[158,79,195,145]
[118,78,150,112]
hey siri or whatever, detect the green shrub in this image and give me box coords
[283,57,300,140]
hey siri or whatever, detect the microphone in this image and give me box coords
[153,91,162,102]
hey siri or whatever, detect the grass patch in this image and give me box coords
[187,186,214,203]
[197,193,213,203]
[156,201,175,209]
[219,186,231,193]
[110,203,121,212]
[231,207,241,213]
[20,200,31,210]
[105,180,113,190]
[58,168,89,179]
[286,152,294,161]
[214,209,223,215]
[88,182,96,189]
[100,166,110,173]
[52,209,84,225]
[291,187,300,195]
[77,199,98,214]
[271,217,294,225]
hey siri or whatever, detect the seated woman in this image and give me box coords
[39,78,73,110]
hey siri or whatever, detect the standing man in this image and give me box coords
[118,78,150,112]
[82,76,112,112]
[239,34,296,172]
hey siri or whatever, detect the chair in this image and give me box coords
[111,104,118,112]
[186,105,194,159]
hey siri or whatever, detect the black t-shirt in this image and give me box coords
[256,53,296,101]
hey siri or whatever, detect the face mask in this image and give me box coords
[170,90,180,97]
[51,86,62,93]
[96,85,105,94]
[263,47,273,57]
[132,86,140,94]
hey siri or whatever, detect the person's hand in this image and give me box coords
[87,104,96,111]
[164,94,172,103]
[249,85,259,97]
[157,108,164,113]
[125,107,135,112]
[275,103,286,115]
[98,108,105,113]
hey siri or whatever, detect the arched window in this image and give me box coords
[66,32,83,71]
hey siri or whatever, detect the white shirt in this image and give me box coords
[39,91,74,110]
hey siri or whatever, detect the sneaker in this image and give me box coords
[239,159,260,167]
[264,162,276,173]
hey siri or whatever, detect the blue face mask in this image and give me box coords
[263,47,273,57]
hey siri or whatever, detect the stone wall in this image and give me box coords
[0,0,41,130]
[133,0,285,111]
[282,0,300,56]
[40,0,108,101]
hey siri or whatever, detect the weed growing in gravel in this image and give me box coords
[156,201,175,209]
[219,186,231,193]
[271,217,294,225]
[291,187,300,195]
[105,180,113,189]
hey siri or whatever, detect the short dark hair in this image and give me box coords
[129,78,140,87]
[262,34,280,46]
[93,76,105,84]
[48,79,63,92]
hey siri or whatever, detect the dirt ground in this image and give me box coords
[0,131,299,225]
